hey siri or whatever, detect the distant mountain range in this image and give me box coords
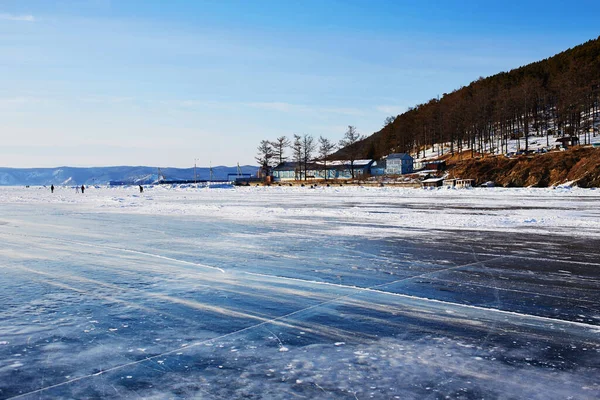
[0,165,259,186]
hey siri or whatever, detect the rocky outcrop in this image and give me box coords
[449,147,600,187]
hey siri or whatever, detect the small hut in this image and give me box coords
[455,179,474,188]
[421,177,444,188]
[555,136,579,149]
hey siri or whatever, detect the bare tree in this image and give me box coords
[383,115,396,127]
[255,140,274,176]
[318,136,336,181]
[302,134,316,181]
[292,134,303,180]
[271,136,290,166]
[339,125,364,179]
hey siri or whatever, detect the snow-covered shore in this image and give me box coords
[2,185,599,238]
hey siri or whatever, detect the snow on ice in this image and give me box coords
[0,185,599,399]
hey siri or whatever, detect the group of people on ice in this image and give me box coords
[49,185,86,193]
[50,184,144,193]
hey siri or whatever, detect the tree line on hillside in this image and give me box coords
[256,126,365,180]
[337,36,600,161]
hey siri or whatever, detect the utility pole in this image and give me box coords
[194,158,198,189]
[157,167,164,183]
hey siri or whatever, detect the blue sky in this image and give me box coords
[1,0,599,168]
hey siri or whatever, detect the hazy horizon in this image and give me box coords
[0,163,258,170]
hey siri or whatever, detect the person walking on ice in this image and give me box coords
[50,185,54,193]
[81,185,85,194]
[139,185,143,193]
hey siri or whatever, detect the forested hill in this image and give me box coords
[340,36,600,160]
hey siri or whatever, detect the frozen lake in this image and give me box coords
[1,185,599,399]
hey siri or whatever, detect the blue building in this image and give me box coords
[385,153,414,175]
[369,160,386,176]
[272,160,375,181]
[272,162,301,181]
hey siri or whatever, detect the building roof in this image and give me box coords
[272,162,298,171]
[421,177,444,183]
[273,159,375,172]
[319,159,374,167]
[555,136,579,143]
[424,160,446,164]
[387,153,413,160]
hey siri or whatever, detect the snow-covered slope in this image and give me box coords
[415,132,600,163]
[0,165,258,186]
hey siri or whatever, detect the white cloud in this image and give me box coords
[322,106,366,116]
[375,105,407,115]
[246,102,307,113]
[0,96,42,107]
[0,13,36,22]
[247,102,365,116]
[79,96,136,104]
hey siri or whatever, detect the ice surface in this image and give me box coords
[1,186,599,399]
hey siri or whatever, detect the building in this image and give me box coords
[272,160,375,181]
[424,160,446,171]
[555,136,580,149]
[369,160,386,176]
[456,179,474,188]
[443,178,474,188]
[385,153,414,175]
[271,162,299,181]
[324,159,375,179]
[443,178,457,188]
[421,177,444,188]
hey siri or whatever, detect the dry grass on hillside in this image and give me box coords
[449,147,600,187]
